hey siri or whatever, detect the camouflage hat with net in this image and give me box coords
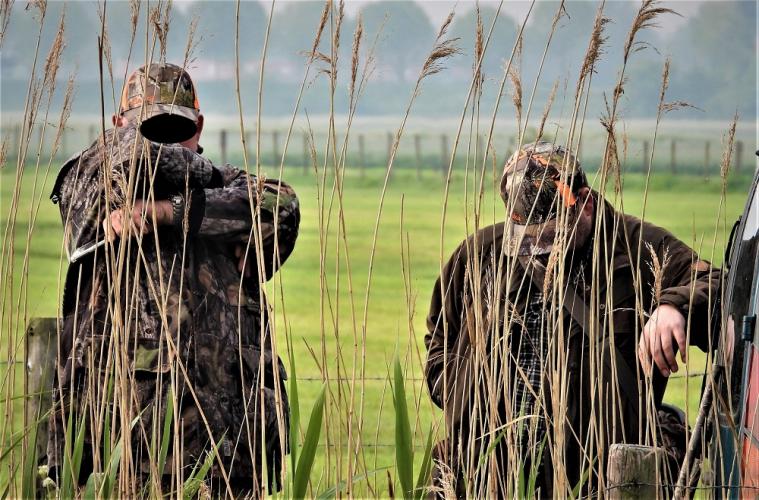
[119,63,200,144]
[500,141,588,256]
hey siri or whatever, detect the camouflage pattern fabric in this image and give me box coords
[47,121,299,494]
[500,141,589,256]
[120,63,199,121]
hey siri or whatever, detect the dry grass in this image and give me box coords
[0,1,748,498]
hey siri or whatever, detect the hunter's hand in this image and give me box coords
[638,304,687,377]
[103,199,173,238]
[234,244,253,278]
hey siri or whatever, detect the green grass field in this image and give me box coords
[0,162,752,495]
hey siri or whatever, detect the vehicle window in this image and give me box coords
[725,180,759,413]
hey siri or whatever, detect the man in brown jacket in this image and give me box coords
[424,141,719,497]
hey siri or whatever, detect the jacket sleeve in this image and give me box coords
[52,129,218,260]
[424,243,472,413]
[54,152,107,260]
[652,228,721,352]
[196,164,300,276]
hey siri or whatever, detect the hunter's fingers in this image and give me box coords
[660,325,678,373]
[109,210,124,237]
[649,322,671,377]
[673,324,688,364]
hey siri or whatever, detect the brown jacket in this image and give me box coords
[424,196,720,496]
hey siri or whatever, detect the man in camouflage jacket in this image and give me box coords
[424,141,720,497]
[47,63,299,495]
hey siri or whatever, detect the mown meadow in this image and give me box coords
[1,162,750,495]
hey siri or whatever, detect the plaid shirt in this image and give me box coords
[513,287,549,456]
[512,248,591,458]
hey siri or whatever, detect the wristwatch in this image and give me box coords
[170,194,185,227]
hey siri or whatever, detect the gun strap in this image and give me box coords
[518,256,640,412]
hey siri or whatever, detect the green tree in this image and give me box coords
[448,5,518,79]
[180,0,266,62]
[360,1,435,82]
[665,1,756,119]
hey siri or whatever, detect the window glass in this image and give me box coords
[725,181,759,413]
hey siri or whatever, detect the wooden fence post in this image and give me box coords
[25,318,59,466]
[607,444,666,499]
[59,126,67,160]
[704,140,710,176]
[220,129,228,165]
[440,134,449,178]
[386,131,394,172]
[14,124,22,158]
[735,140,744,173]
[272,130,280,168]
[302,132,309,175]
[642,140,650,172]
[358,134,366,179]
[414,134,422,180]
[670,139,677,174]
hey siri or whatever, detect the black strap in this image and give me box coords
[518,256,641,412]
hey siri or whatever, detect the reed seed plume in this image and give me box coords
[543,246,560,297]
[97,4,114,80]
[661,100,702,114]
[437,10,454,39]
[182,16,200,68]
[659,57,670,103]
[129,0,139,33]
[719,113,738,181]
[150,1,172,61]
[0,0,13,48]
[645,242,670,303]
[0,139,6,170]
[331,0,345,79]
[429,459,458,500]
[50,74,75,155]
[623,0,677,63]
[349,14,363,105]
[310,0,331,60]
[42,9,65,92]
[536,79,558,141]
[507,36,523,134]
[473,5,484,84]
[27,0,45,20]
[580,6,610,83]
[420,11,460,80]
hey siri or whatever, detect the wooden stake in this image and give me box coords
[670,139,677,174]
[607,444,666,499]
[441,134,449,178]
[414,134,422,180]
[642,140,650,172]
[272,130,280,168]
[302,132,309,175]
[220,129,228,165]
[358,134,366,179]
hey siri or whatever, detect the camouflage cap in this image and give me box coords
[500,141,588,256]
[119,63,200,144]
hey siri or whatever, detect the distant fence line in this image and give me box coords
[1,122,750,176]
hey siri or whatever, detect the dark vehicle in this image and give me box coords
[709,164,759,496]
